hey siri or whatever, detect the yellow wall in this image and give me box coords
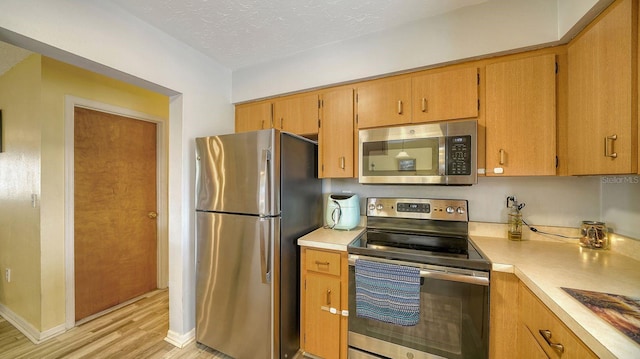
[0,54,43,328]
[0,54,169,332]
[39,57,169,330]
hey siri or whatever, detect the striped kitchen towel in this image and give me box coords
[355,259,421,326]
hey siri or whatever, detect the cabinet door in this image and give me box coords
[356,77,411,128]
[519,325,551,359]
[304,272,341,359]
[485,54,557,176]
[519,283,598,359]
[568,0,637,175]
[273,93,319,135]
[412,67,479,123]
[320,87,354,178]
[235,101,272,133]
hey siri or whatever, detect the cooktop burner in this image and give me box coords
[347,197,491,271]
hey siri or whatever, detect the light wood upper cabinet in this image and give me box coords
[412,67,479,123]
[273,93,319,135]
[235,100,272,133]
[319,87,355,178]
[356,77,412,128]
[567,0,638,175]
[485,54,557,176]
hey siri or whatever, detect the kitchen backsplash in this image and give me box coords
[324,175,640,240]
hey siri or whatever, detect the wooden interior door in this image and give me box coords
[74,107,157,321]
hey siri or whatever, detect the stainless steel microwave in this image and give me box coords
[358,119,477,185]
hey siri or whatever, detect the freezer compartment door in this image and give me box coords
[196,211,279,359]
[195,129,280,216]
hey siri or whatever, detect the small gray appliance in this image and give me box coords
[325,194,360,230]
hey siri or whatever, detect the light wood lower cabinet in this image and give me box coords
[301,247,348,359]
[519,325,551,359]
[489,272,597,359]
[519,282,597,359]
[489,272,520,359]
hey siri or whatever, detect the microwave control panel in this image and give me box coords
[446,135,472,175]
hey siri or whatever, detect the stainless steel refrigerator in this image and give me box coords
[195,129,322,359]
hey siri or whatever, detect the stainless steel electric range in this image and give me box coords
[347,197,490,359]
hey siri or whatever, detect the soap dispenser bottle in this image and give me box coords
[507,196,523,240]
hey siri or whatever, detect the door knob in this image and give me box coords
[148,211,158,219]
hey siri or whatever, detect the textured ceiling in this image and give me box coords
[0,1,486,75]
[108,0,487,70]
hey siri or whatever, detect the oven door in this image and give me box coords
[348,255,489,359]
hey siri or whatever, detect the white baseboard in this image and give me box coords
[0,303,65,344]
[165,328,196,348]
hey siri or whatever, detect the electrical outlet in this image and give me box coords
[5,268,10,283]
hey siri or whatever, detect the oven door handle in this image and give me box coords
[349,255,489,287]
[420,270,488,286]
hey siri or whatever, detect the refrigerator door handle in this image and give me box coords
[259,217,272,284]
[259,149,271,216]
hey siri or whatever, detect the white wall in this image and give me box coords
[328,176,602,228]
[601,176,640,239]
[233,0,562,102]
[557,0,611,39]
[0,0,233,340]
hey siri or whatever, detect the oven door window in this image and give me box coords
[361,138,442,177]
[348,267,488,359]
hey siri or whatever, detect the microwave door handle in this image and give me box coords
[439,137,447,176]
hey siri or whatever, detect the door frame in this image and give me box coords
[63,96,169,329]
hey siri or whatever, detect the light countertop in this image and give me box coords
[297,225,640,358]
[297,226,365,252]
[471,236,640,359]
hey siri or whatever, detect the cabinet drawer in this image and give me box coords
[305,249,341,276]
[519,283,597,359]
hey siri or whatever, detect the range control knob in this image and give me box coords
[446,206,455,214]
[376,204,384,210]
[368,203,376,211]
[456,207,466,215]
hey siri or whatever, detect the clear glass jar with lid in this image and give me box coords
[579,221,609,249]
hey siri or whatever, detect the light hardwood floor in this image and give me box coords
[0,289,230,359]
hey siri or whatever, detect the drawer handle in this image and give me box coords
[397,100,403,115]
[539,329,565,354]
[315,260,330,266]
[327,289,332,306]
